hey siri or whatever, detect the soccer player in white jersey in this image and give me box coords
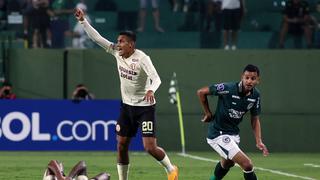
[75,8,178,180]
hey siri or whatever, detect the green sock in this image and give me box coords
[209,175,217,180]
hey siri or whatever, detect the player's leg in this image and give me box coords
[42,160,65,180]
[139,105,178,180]
[117,135,131,180]
[142,137,178,180]
[116,104,134,180]
[90,172,111,180]
[210,158,234,180]
[232,151,257,180]
[279,20,289,48]
[207,135,242,179]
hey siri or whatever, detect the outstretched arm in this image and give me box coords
[75,8,114,51]
[251,115,269,156]
[197,86,213,122]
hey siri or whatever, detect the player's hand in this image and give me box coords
[201,112,213,123]
[74,8,84,21]
[256,142,269,156]
[143,90,155,104]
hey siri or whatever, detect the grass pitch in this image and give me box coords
[0,151,319,180]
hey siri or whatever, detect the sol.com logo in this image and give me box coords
[0,111,117,142]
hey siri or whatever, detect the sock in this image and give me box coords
[213,162,229,180]
[158,154,175,173]
[77,175,88,180]
[117,164,129,180]
[243,169,257,180]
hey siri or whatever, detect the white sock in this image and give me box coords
[117,164,129,180]
[158,154,175,173]
[77,175,89,180]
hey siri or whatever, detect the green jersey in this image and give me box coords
[207,82,261,139]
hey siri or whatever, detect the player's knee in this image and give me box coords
[143,144,157,154]
[241,160,254,171]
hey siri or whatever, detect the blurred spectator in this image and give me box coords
[169,0,190,12]
[311,1,320,48]
[205,0,222,32]
[0,81,16,99]
[0,0,7,29]
[68,0,92,48]
[94,0,117,11]
[48,0,74,48]
[29,0,51,48]
[72,84,94,101]
[221,0,245,50]
[279,0,313,48]
[136,0,164,33]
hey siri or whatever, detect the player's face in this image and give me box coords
[241,71,259,92]
[116,35,134,58]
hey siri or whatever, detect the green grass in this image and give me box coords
[0,151,319,180]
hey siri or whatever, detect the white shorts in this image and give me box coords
[207,135,241,160]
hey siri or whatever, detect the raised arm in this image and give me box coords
[197,86,213,122]
[75,8,114,51]
[251,115,269,156]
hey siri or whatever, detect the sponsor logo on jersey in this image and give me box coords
[247,98,256,102]
[232,95,240,99]
[216,83,225,91]
[228,109,245,119]
[132,59,139,62]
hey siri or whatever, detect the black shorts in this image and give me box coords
[222,8,241,31]
[116,103,156,137]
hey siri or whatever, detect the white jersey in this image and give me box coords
[80,19,161,106]
[222,0,241,10]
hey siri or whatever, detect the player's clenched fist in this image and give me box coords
[74,8,84,21]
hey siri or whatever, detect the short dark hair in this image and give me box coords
[119,30,136,42]
[243,64,260,76]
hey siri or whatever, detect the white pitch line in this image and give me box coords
[304,163,320,168]
[178,153,318,180]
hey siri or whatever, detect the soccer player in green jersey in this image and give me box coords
[197,64,269,180]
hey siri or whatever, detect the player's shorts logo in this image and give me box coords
[116,124,121,132]
[222,136,231,143]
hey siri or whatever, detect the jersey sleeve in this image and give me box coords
[140,56,161,93]
[80,18,117,55]
[250,96,261,116]
[209,83,228,96]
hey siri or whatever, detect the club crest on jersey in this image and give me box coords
[247,103,254,110]
[222,136,231,143]
[216,83,225,91]
[130,63,136,70]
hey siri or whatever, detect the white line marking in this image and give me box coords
[304,163,320,168]
[178,153,318,180]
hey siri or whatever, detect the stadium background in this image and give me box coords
[1,0,320,153]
